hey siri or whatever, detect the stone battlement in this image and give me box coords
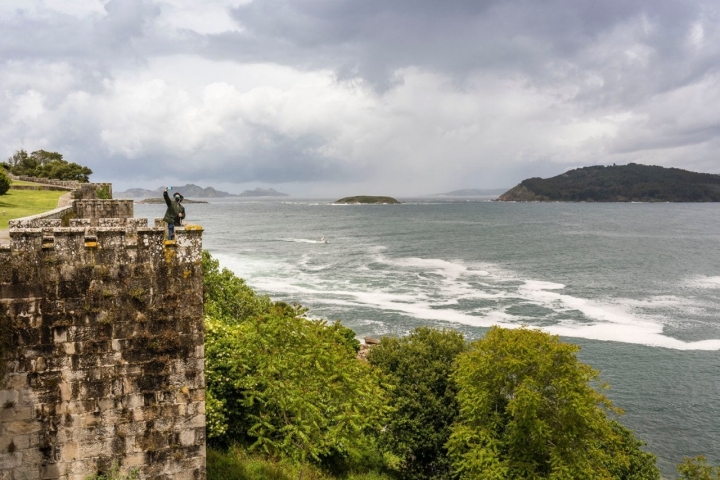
[0,186,206,479]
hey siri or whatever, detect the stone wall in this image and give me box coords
[8,175,112,200]
[9,176,79,189]
[0,197,206,479]
[8,201,134,230]
[72,201,133,223]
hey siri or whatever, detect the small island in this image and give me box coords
[334,196,401,204]
[498,163,720,202]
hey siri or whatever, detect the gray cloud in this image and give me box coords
[0,0,719,194]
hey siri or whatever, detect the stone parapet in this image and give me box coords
[9,175,81,189]
[73,200,133,223]
[8,207,75,230]
[0,190,206,480]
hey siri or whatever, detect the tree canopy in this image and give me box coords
[368,327,467,480]
[4,149,93,182]
[0,168,10,195]
[447,326,660,480]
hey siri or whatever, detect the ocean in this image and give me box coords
[136,198,720,476]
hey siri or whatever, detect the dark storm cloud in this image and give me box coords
[212,0,717,97]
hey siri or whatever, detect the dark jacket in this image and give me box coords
[163,191,185,226]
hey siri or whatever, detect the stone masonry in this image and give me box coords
[0,190,206,479]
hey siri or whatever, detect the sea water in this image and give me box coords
[136,198,720,476]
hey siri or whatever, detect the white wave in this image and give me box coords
[685,276,720,289]
[214,251,720,351]
[280,238,328,244]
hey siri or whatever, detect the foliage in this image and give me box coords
[96,184,112,199]
[368,327,466,480]
[208,446,397,480]
[0,168,9,195]
[206,314,388,470]
[447,326,659,480]
[202,250,274,324]
[203,251,390,478]
[502,163,720,202]
[0,188,66,229]
[677,456,720,480]
[5,149,93,182]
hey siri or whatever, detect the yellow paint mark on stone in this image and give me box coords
[163,244,177,264]
[185,224,203,232]
[84,241,98,248]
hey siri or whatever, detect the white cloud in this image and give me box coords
[1,0,720,194]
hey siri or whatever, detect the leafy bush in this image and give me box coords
[0,168,9,195]
[208,446,398,480]
[368,327,466,480]
[677,456,720,480]
[96,184,111,199]
[203,251,389,477]
[447,326,659,479]
[203,250,274,324]
[206,314,388,468]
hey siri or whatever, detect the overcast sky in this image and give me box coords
[1,0,719,196]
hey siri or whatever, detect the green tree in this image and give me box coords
[677,456,720,480]
[0,167,10,195]
[447,326,659,480]
[5,149,93,182]
[368,327,466,480]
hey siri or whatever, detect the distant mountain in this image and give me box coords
[115,184,289,198]
[115,184,236,198]
[238,188,289,197]
[434,188,509,196]
[498,164,720,202]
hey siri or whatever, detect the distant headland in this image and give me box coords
[498,164,720,202]
[334,196,401,204]
[115,184,289,198]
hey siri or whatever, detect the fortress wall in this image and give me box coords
[8,201,135,231]
[9,177,80,190]
[1,199,206,479]
[73,201,133,222]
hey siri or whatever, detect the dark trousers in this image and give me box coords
[168,223,175,240]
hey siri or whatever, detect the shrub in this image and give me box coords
[677,456,720,480]
[0,168,10,195]
[368,327,466,480]
[447,326,659,479]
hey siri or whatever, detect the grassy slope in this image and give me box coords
[0,183,66,229]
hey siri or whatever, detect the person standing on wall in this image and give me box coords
[163,187,185,240]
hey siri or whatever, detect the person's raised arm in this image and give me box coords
[163,187,171,206]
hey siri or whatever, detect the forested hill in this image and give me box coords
[498,163,720,202]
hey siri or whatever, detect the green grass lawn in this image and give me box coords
[9,179,46,186]
[0,188,66,229]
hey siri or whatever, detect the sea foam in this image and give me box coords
[215,251,720,351]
